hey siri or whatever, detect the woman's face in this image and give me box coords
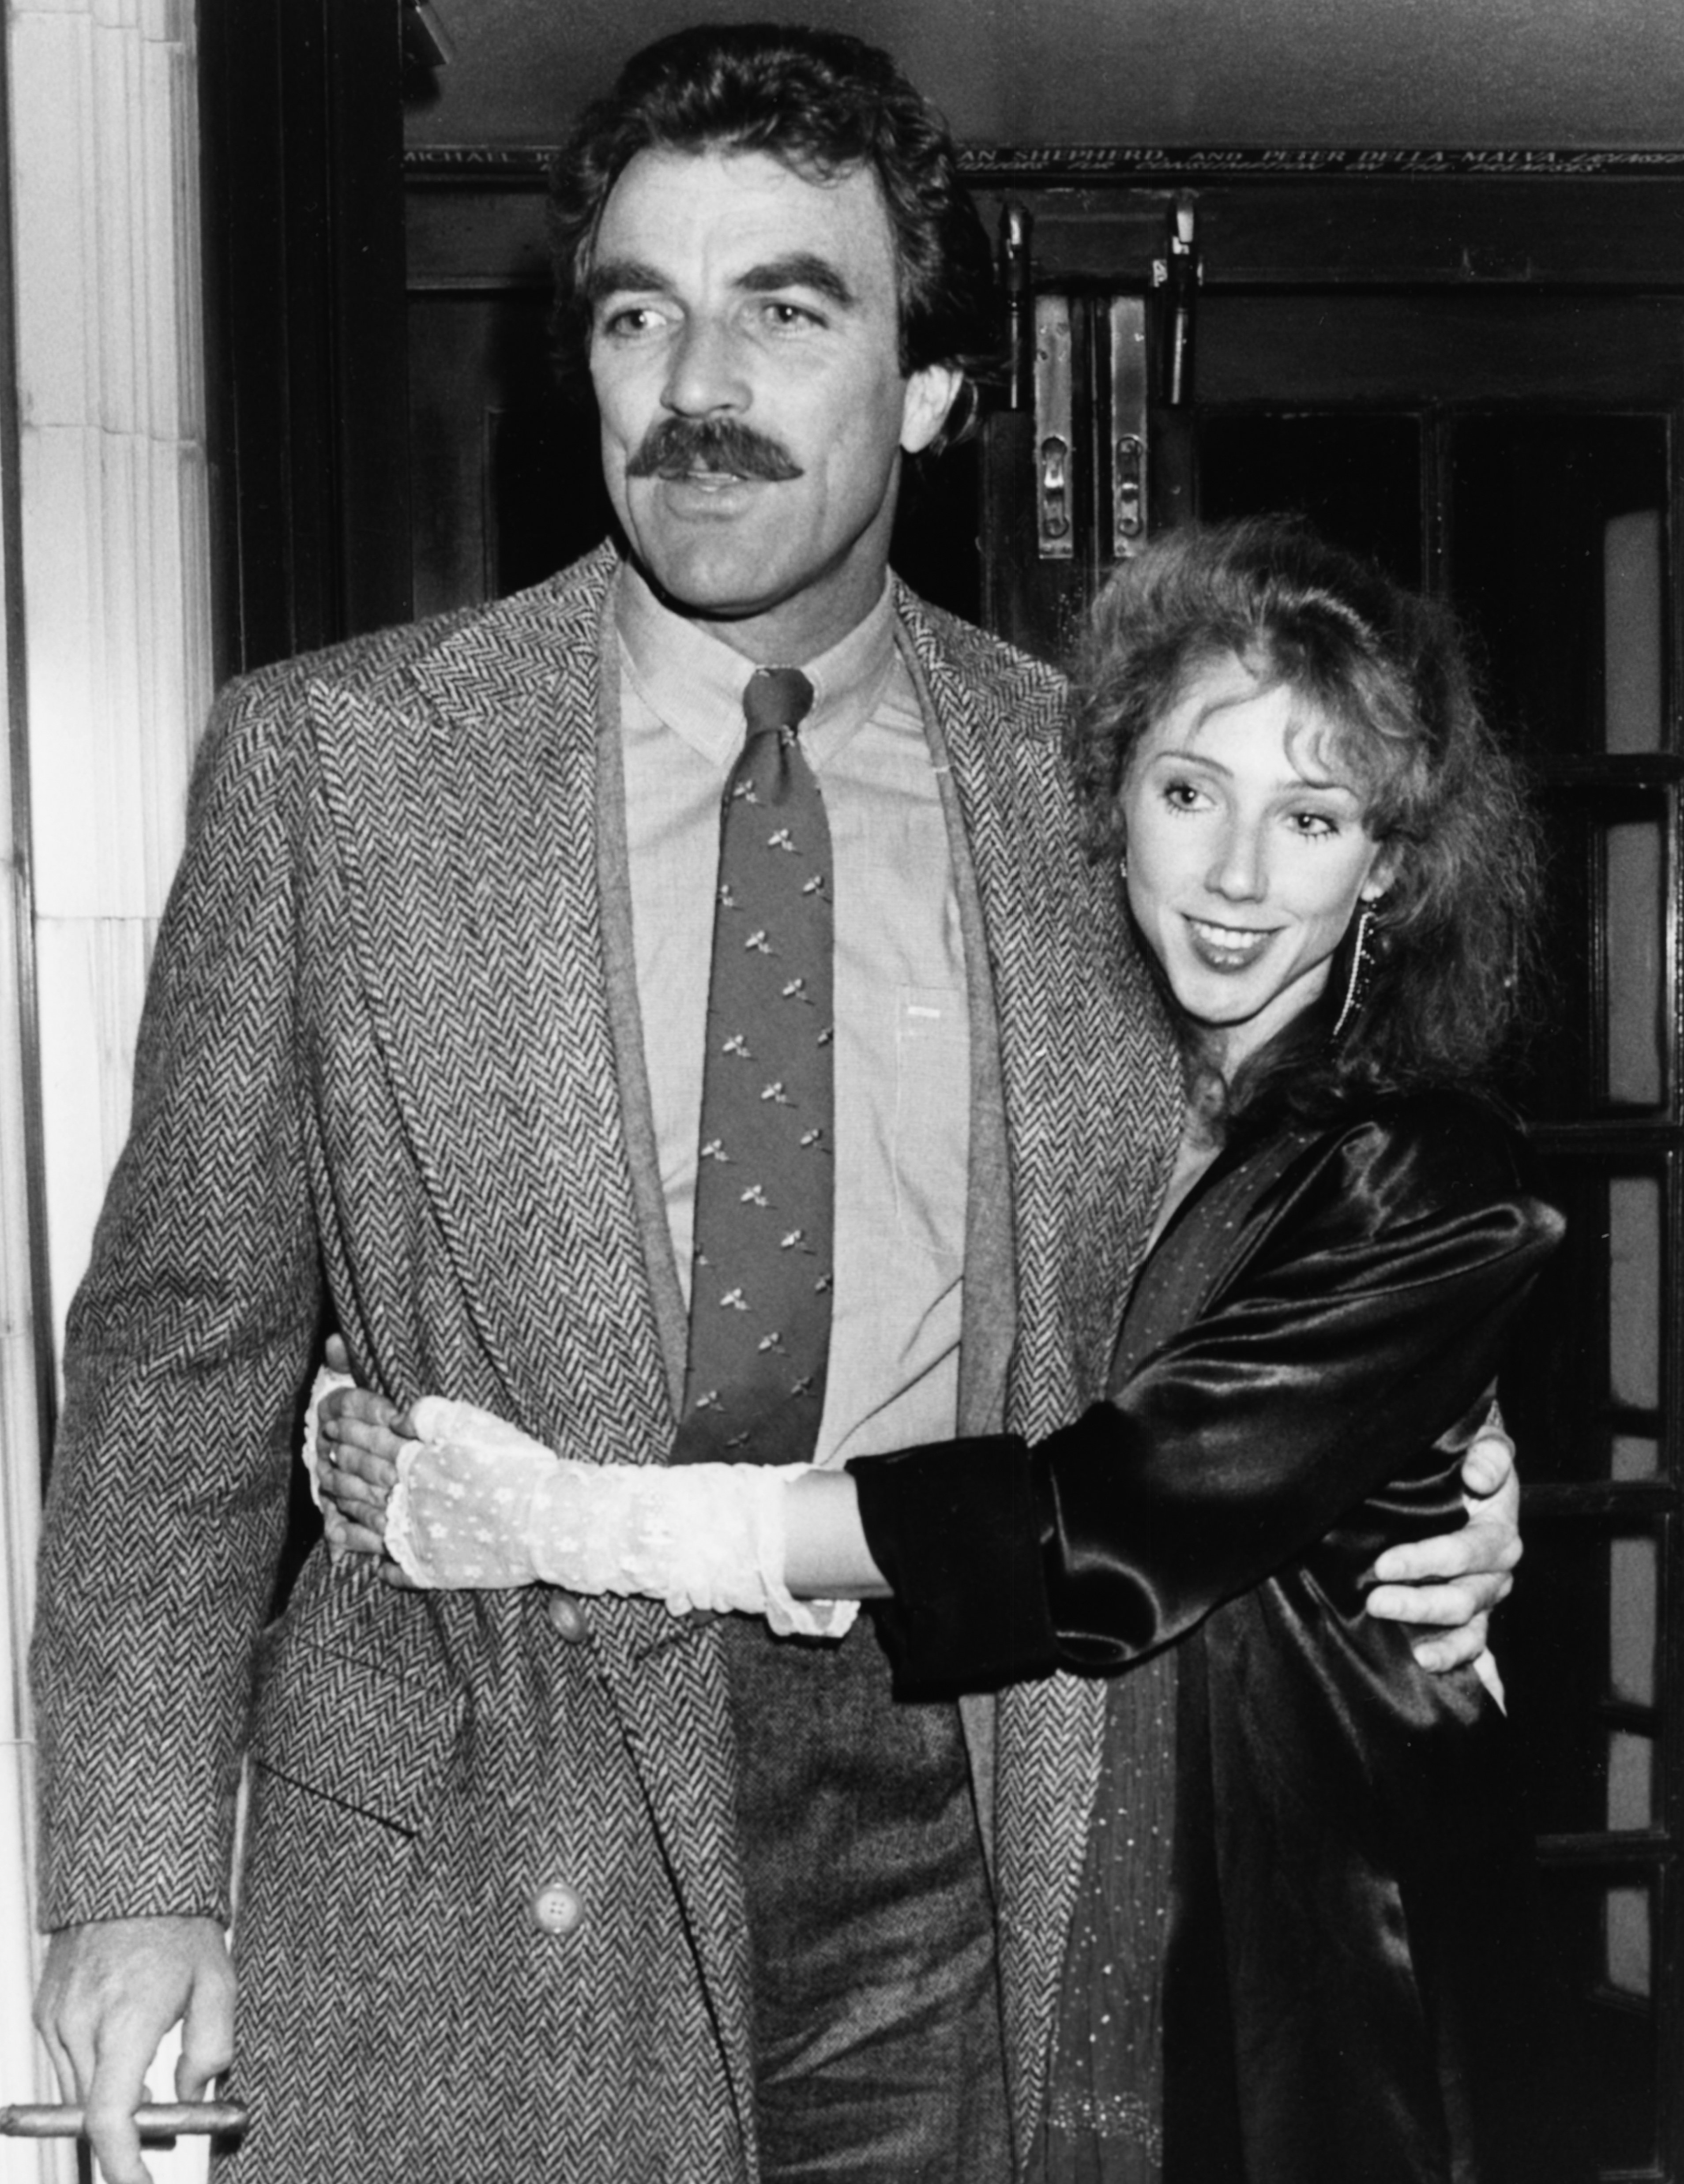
[1122,655,1395,1074]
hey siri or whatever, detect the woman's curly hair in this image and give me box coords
[1068,517,1545,1133]
[546,22,1000,450]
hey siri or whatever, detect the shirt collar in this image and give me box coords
[615,562,898,770]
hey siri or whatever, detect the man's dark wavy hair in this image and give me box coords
[1068,516,1546,1137]
[547,22,1000,450]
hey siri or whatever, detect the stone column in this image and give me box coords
[2,2,211,2176]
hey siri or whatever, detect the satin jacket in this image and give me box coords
[856,1091,1575,2183]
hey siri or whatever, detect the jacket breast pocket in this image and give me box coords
[891,984,968,1261]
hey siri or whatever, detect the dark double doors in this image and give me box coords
[975,166,1684,2183]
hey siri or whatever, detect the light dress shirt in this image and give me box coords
[616,565,970,1466]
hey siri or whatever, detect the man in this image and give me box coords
[32,26,1515,2184]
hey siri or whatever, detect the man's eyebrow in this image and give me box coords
[737,254,857,308]
[584,257,669,307]
[584,250,859,312]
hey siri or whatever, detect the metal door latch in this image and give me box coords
[1152,193,1201,407]
[1034,295,1075,558]
[1109,293,1148,558]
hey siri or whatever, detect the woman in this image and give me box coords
[318,518,1567,2181]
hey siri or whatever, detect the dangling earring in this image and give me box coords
[1333,904,1381,1039]
[1117,842,1129,878]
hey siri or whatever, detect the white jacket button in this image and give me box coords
[531,1882,584,1936]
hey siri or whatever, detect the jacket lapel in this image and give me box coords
[308,548,672,1462]
[894,581,1176,1429]
[894,627,1016,1443]
[593,652,692,1417]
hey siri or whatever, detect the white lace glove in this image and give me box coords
[386,1395,857,1641]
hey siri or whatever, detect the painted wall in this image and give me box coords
[406,0,1684,151]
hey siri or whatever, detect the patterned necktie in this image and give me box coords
[673,667,834,1466]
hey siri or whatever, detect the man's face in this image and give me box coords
[586,146,960,663]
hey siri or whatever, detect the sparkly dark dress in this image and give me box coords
[852,1091,1573,2184]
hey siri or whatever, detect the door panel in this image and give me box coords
[1199,413,1427,582]
[1199,293,1684,407]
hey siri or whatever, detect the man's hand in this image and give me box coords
[34,1916,234,2184]
[313,1333,414,1578]
[1366,1419,1522,1677]
[316,1336,420,1587]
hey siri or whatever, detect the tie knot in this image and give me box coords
[743,666,815,739]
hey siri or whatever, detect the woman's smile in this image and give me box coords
[1183,915,1279,970]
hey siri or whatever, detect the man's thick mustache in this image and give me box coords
[625,417,804,483]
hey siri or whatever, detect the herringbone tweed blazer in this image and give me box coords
[33,544,1181,2181]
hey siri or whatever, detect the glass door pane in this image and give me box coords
[1449,417,1669,757]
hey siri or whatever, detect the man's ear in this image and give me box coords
[901,364,964,455]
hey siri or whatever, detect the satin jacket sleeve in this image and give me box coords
[852,1093,1563,1698]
